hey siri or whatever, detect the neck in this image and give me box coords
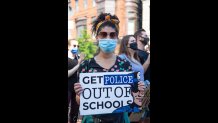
[129,49,135,58]
[68,51,74,59]
[137,41,145,51]
[98,51,114,59]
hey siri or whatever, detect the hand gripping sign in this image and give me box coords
[79,72,143,115]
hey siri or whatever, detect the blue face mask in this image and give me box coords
[71,47,78,54]
[98,39,117,53]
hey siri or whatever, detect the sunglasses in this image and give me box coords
[98,32,117,39]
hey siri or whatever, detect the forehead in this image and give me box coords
[70,40,78,45]
[99,26,116,33]
[140,31,147,38]
[129,36,136,41]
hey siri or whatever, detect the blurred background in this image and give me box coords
[68,0,150,55]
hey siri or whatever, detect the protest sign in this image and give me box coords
[79,72,142,115]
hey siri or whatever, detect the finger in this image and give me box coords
[74,83,81,88]
[138,87,145,91]
[74,87,82,93]
[74,83,81,86]
[75,90,83,96]
[78,91,83,95]
[74,87,83,93]
[138,85,146,89]
[138,84,146,89]
[74,84,81,88]
[74,86,82,91]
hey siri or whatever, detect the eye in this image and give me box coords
[110,32,117,39]
[98,32,107,38]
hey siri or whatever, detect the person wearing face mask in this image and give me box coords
[118,35,144,84]
[68,39,85,123]
[74,13,145,123]
[118,35,149,123]
[68,39,80,60]
[134,29,150,82]
[134,29,150,123]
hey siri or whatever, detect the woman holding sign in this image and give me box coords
[68,39,85,123]
[118,35,145,83]
[74,13,145,123]
[118,35,150,123]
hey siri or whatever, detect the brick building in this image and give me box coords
[68,0,149,40]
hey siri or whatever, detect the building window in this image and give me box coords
[93,0,96,7]
[91,16,96,23]
[68,0,73,17]
[77,25,87,37]
[127,19,135,35]
[76,18,87,37]
[84,0,87,9]
[91,17,96,39]
[75,0,79,11]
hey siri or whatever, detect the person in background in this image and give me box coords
[134,29,150,123]
[118,35,144,84]
[68,39,85,123]
[134,29,150,82]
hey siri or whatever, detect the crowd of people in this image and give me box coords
[68,13,150,123]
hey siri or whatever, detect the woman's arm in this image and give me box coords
[68,64,80,77]
[74,82,83,105]
[143,44,150,73]
[68,53,85,78]
[143,53,150,73]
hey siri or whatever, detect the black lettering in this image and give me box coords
[114,87,123,98]
[83,102,89,110]
[83,76,90,84]
[113,101,120,108]
[97,76,103,84]
[124,87,131,97]
[127,100,133,105]
[103,87,112,98]
[83,88,91,99]
[91,76,96,84]
[121,100,123,107]
[90,102,96,110]
[97,101,104,109]
[93,88,102,99]
[105,101,112,109]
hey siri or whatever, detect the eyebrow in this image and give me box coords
[99,31,116,33]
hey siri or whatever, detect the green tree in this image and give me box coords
[77,30,98,60]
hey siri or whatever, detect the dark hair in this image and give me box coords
[130,72,140,93]
[118,35,140,64]
[134,29,146,41]
[91,13,120,37]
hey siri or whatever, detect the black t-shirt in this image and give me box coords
[79,56,132,73]
[138,50,150,81]
[68,57,78,91]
